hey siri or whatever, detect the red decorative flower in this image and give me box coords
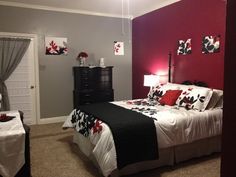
[50,40,58,51]
[78,52,88,59]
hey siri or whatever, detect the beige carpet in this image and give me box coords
[30,123,221,177]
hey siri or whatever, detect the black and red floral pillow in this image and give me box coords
[148,83,180,101]
[175,86,213,111]
[147,83,215,111]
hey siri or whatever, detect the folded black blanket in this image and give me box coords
[78,102,159,169]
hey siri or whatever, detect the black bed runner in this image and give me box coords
[78,102,159,169]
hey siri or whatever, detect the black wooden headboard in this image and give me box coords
[168,53,208,88]
[181,80,208,87]
[168,52,172,83]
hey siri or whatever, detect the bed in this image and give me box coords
[63,82,223,177]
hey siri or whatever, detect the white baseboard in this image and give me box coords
[37,116,67,124]
[23,119,34,125]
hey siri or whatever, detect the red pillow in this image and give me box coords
[159,90,182,106]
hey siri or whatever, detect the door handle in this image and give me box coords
[30,86,35,89]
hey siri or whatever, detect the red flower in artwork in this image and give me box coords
[92,120,103,134]
[46,46,51,52]
[78,52,88,59]
[50,40,58,51]
[115,48,119,53]
[114,42,122,54]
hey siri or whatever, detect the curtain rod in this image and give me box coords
[0,36,33,40]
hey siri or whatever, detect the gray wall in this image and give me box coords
[0,5,132,118]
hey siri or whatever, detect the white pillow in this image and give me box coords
[148,83,180,101]
[176,86,213,111]
[166,82,182,87]
[168,82,195,90]
[206,89,223,110]
[214,96,223,109]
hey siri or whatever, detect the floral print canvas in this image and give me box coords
[202,35,220,54]
[114,41,124,55]
[45,37,68,55]
[177,39,192,55]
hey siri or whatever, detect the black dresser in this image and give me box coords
[73,66,114,108]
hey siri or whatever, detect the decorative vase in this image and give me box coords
[99,58,105,67]
[79,57,86,66]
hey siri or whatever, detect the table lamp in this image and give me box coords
[144,75,160,91]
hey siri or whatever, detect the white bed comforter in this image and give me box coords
[63,99,222,177]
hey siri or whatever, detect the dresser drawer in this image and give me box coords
[95,90,114,102]
[73,90,95,108]
[79,80,94,90]
[73,66,114,108]
[97,81,112,90]
[73,67,95,90]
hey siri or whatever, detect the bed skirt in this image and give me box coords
[73,133,221,177]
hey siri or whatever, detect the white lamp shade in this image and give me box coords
[144,75,160,87]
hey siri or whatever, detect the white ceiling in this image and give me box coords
[0,0,181,18]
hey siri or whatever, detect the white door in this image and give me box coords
[4,37,38,124]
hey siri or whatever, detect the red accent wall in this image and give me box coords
[132,0,226,99]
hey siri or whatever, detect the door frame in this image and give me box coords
[0,32,40,124]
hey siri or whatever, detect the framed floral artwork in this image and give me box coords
[202,35,220,54]
[177,39,192,55]
[45,37,68,55]
[114,41,124,55]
